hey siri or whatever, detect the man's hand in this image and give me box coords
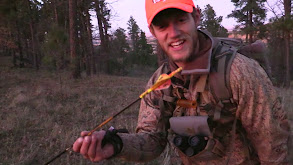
[72,130,114,162]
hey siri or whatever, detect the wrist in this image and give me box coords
[101,128,128,158]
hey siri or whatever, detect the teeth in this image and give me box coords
[171,40,184,47]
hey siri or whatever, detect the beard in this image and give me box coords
[156,38,198,64]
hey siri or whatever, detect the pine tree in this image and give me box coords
[106,27,130,74]
[112,27,130,58]
[228,0,267,43]
[200,4,228,37]
[127,16,140,52]
[283,0,292,87]
[69,0,80,78]
[137,30,155,66]
[95,0,111,53]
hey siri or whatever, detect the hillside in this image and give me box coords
[0,63,172,164]
[0,56,292,164]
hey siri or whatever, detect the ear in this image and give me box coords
[148,25,157,38]
[193,8,201,27]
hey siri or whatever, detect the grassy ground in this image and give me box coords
[0,58,292,165]
[0,66,165,165]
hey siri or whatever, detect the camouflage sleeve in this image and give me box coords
[230,54,290,165]
[116,66,169,162]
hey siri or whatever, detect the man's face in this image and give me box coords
[150,9,199,63]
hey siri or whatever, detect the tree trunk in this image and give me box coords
[245,10,249,43]
[27,0,39,69]
[95,0,106,51]
[95,0,110,72]
[80,6,91,76]
[101,10,109,51]
[86,8,96,74]
[249,9,253,43]
[284,0,291,87]
[248,0,253,43]
[53,0,59,24]
[16,20,24,68]
[69,0,80,79]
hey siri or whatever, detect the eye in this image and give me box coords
[158,25,167,30]
[178,15,188,23]
[153,23,168,31]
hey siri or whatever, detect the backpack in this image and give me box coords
[158,37,267,119]
[158,37,246,163]
[159,37,240,121]
[157,37,269,81]
[209,38,268,115]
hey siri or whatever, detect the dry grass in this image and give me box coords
[0,65,292,165]
[0,66,167,165]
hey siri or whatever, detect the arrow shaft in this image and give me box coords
[44,67,182,164]
[44,97,141,165]
[88,97,141,135]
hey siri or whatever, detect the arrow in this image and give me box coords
[44,67,182,165]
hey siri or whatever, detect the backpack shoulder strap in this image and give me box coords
[158,38,238,120]
[209,39,238,120]
[159,62,177,102]
[158,62,177,119]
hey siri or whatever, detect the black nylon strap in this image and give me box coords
[210,42,237,107]
[101,129,128,158]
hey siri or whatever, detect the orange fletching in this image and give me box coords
[139,67,182,98]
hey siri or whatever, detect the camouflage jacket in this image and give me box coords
[116,31,290,165]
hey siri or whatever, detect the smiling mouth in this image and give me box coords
[170,40,185,48]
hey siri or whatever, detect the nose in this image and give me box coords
[168,22,180,38]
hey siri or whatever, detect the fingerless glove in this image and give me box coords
[101,128,128,158]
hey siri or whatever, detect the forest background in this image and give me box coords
[0,0,292,164]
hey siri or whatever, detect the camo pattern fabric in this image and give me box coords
[116,53,290,165]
